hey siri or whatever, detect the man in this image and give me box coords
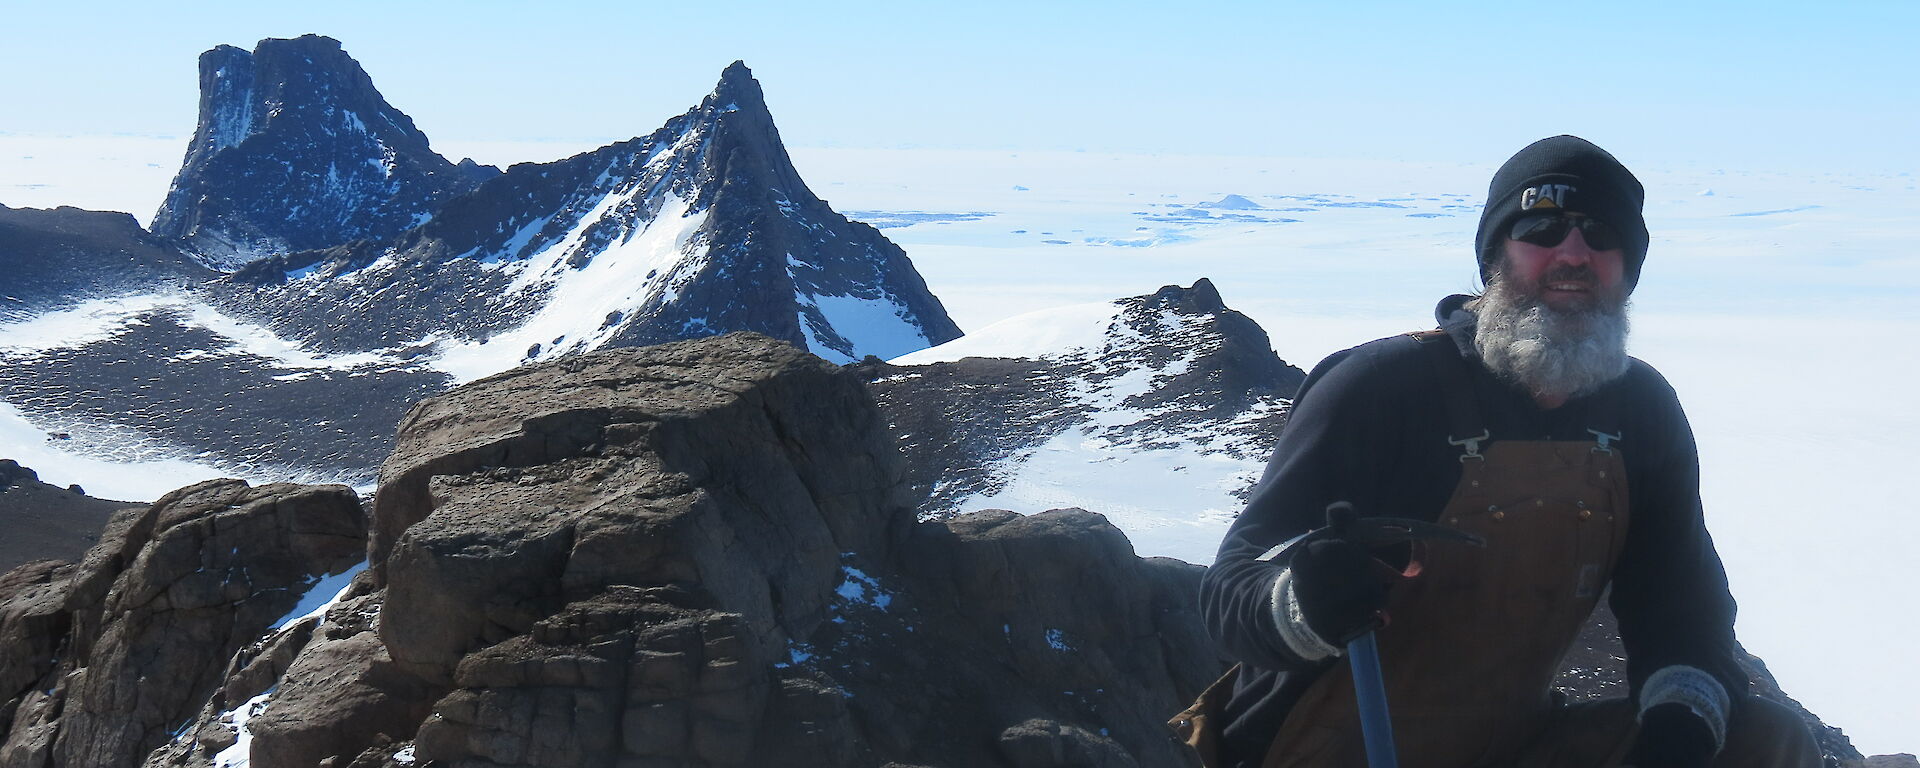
[1188,136,1819,768]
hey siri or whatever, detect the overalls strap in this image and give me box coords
[1411,330,1488,462]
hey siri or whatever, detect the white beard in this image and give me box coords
[1471,274,1631,401]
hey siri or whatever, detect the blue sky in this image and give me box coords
[4,1,1916,172]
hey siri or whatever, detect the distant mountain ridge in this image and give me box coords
[0,205,211,319]
[212,60,962,371]
[150,35,496,269]
[0,37,961,486]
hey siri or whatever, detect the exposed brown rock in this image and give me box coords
[0,560,76,753]
[0,479,367,768]
[373,333,911,690]
[151,333,1216,767]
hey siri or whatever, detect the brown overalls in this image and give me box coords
[1174,333,1820,768]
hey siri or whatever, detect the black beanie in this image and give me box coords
[1474,135,1649,290]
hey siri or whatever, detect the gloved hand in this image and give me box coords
[1288,538,1394,647]
[1623,703,1717,768]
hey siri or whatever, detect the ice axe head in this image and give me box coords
[1322,501,1486,551]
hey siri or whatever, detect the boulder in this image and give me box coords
[372,332,914,688]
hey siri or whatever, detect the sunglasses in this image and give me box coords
[1508,213,1625,251]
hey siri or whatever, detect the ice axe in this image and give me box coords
[1256,502,1485,768]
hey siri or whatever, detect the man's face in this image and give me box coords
[1498,213,1628,312]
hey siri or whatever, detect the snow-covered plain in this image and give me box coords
[2,136,1915,754]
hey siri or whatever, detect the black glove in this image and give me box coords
[1288,538,1394,647]
[1623,703,1717,768]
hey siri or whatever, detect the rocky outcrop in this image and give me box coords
[150,35,493,268]
[0,480,367,768]
[0,460,140,574]
[140,332,1214,768]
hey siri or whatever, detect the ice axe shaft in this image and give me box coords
[1254,502,1484,768]
[1348,631,1398,768]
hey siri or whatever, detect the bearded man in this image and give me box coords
[1187,137,1820,768]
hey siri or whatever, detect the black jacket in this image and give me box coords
[1198,295,1744,765]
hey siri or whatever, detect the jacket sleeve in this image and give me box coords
[1608,365,1747,748]
[1200,345,1401,671]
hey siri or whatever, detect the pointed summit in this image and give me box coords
[687,61,770,127]
[714,60,760,100]
[152,35,495,269]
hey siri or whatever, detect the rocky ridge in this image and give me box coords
[0,206,211,319]
[123,332,1217,768]
[212,59,960,366]
[0,479,366,767]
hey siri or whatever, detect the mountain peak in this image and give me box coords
[1146,278,1225,314]
[706,59,768,116]
[277,33,345,50]
[152,35,482,269]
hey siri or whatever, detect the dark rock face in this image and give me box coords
[214,61,960,366]
[150,35,494,269]
[859,279,1304,516]
[0,459,139,574]
[0,561,77,744]
[0,479,366,768]
[136,333,1216,768]
[0,205,211,318]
